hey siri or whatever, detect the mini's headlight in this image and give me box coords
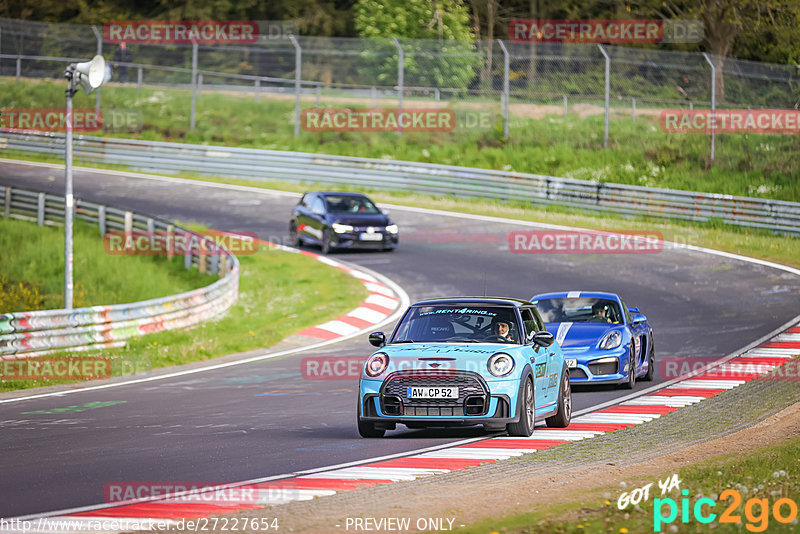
[487,352,515,377]
[599,330,622,350]
[365,352,389,377]
[332,223,354,234]
[386,224,399,234]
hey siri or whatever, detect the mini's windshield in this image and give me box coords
[391,305,521,344]
[533,297,623,324]
[325,195,380,214]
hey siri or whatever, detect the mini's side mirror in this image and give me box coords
[532,331,555,347]
[369,331,386,347]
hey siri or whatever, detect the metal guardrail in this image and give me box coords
[0,184,240,357]
[3,131,800,235]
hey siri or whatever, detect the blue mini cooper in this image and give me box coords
[357,297,572,437]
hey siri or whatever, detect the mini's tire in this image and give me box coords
[357,398,385,438]
[546,367,572,428]
[507,377,534,437]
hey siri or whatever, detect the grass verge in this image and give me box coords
[456,435,800,533]
[0,216,212,311]
[0,220,368,393]
[1,76,798,202]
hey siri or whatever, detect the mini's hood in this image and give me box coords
[547,322,619,348]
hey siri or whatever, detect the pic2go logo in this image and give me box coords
[654,489,799,532]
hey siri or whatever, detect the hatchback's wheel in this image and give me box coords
[288,221,300,247]
[321,228,332,255]
[643,338,655,381]
[507,377,534,437]
[546,367,572,428]
[620,346,636,389]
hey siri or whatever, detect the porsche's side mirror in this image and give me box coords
[369,331,386,347]
[632,313,647,324]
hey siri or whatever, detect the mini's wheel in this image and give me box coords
[507,377,534,437]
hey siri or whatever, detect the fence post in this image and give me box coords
[137,66,143,92]
[316,84,321,106]
[197,73,203,98]
[289,35,301,138]
[254,78,260,102]
[190,41,198,131]
[371,86,377,108]
[498,39,510,140]
[597,44,610,148]
[392,37,404,135]
[37,193,45,226]
[563,95,567,117]
[632,97,636,121]
[92,25,102,111]
[702,52,716,162]
[16,55,20,81]
[124,211,133,234]
[434,87,440,107]
[98,205,106,237]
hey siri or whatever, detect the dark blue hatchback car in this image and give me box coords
[290,192,399,254]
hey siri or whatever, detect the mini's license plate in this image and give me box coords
[360,232,383,241]
[566,359,578,368]
[406,387,458,399]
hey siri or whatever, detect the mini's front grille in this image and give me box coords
[588,361,618,376]
[380,370,489,416]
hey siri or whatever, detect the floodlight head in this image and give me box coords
[74,55,107,95]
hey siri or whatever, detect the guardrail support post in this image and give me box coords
[597,44,610,148]
[498,39,510,140]
[3,187,10,217]
[124,211,133,234]
[289,35,301,138]
[167,224,174,260]
[702,52,716,162]
[392,37,404,135]
[98,205,106,237]
[137,67,143,92]
[184,244,192,270]
[190,41,198,131]
[371,86,377,108]
[37,193,45,226]
[316,85,321,106]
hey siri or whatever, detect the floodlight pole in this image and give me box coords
[64,68,78,310]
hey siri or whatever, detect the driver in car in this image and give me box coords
[592,302,612,323]
[492,318,515,343]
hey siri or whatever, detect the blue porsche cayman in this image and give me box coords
[357,297,572,438]
[530,291,655,388]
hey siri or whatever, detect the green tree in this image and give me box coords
[354,0,478,90]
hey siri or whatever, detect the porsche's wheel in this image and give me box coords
[546,367,572,428]
[507,377,534,437]
[621,345,636,389]
[289,221,300,247]
[321,228,332,255]
[642,338,655,381]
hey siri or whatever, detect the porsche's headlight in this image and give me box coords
[599,330,622,350]
[386,224,399,234]
[487,352,515,377]
[332,223,354,234]
[365,352,389,377]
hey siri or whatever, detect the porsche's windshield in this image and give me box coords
[533,297,623,324]
[391,305,521,344]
